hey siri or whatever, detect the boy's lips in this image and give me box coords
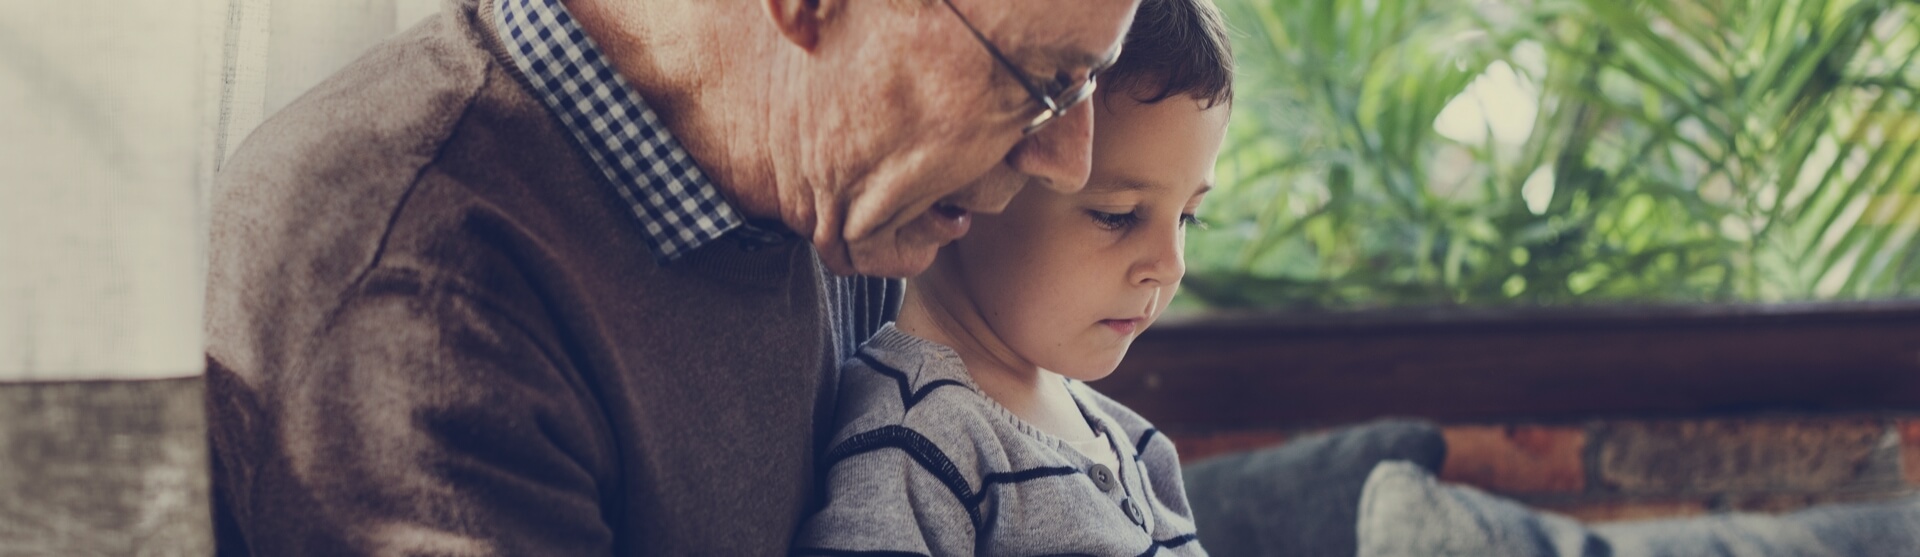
[1101,303,1156,335]
[1099,318,1142,335]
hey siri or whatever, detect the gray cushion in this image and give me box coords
[1357,459,1920,557]
[1184,419,1448,557]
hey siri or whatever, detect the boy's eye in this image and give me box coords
[1088,209,1141,231]
[1179,213,1208,229]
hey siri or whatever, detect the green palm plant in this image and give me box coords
[1182,0,1920,311]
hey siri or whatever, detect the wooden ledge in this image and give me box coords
[1097,301,1920,428]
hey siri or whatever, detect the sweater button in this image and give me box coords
[1088,464,1116,492]
[1123,499,1144,526]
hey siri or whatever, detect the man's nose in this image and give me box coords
[1003,101,1095,193]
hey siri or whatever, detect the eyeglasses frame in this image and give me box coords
[939,0,1100,135]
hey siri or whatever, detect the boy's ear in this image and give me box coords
[764,0,838,50]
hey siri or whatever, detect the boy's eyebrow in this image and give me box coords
[1085,177,1216,196]
[1086,177,1163,194]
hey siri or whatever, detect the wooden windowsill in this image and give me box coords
[1097,300,1920,429]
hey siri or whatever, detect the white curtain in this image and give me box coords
[0,0,442,551]
[3,0,224,382]
[224,0,445,165]
[3,0,439,382]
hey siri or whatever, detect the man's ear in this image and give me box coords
[764,0,837,50]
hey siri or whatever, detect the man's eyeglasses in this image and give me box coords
[940,0,1099,135]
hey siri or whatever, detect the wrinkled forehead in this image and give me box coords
[956,0,1138,72]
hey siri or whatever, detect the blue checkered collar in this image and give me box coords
[492,0,787,262]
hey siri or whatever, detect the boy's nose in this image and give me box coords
[1129,226,1187,287]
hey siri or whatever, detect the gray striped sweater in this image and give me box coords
[794,324,1207,557]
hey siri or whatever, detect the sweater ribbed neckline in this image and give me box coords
[860,324,1134,466]
[673,232,808,285]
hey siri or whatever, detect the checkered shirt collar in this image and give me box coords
[494,0,785,261]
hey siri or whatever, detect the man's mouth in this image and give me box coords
[931,201,969,220]
[922,201,972,241]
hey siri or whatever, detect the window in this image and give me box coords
[1130,0,1920,425]
[1183,0,1920,313]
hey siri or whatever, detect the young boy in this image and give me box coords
[794,0,1232,554]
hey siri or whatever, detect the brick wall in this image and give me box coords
[1174,415,1920,523]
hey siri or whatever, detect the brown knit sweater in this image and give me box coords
[202,1,898,555]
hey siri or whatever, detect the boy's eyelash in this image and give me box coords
[1089,210,1141,230]
[1088,210,1208,231]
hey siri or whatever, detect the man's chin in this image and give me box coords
[823,238,942,278]
[822,207,967,277]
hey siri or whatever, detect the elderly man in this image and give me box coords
[203,0,1136,554]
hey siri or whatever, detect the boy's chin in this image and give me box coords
[1050,358,1125,383]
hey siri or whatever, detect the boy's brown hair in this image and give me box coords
[1102,0,1235,108]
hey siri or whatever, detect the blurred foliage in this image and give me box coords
[1183,0,1920,311]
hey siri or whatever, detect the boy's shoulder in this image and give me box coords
[830,325,1066,489]
[834,325,997,440]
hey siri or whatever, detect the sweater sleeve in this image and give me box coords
[207,273,618,557]
[791,426,980,557]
